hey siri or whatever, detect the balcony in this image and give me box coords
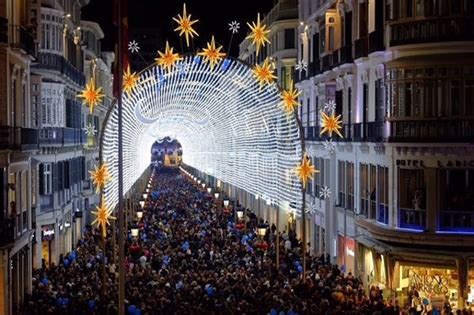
[36,52,85,86]
[321,53,333,72]
[354,37,368,59]
[39,127,86,146]
[439,211,474,232]
[399,208,426,230]
[338,45,353,65]
[0,218,14,247]
[0,126,39,150]
[368,30,384,53]
[10,25,37,58]
[390,16,474,47]
[388,119,474,142]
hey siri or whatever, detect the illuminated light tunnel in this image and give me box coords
[101,55,303,214]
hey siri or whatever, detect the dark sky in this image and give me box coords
[82,0,275,58]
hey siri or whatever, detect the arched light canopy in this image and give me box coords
[102,55,303,215]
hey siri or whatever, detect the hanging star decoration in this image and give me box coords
[229,21,240,34]
[89,162,112,193]
[281,80,301,114]
[319,186,331,199]
[92,198,116,237]
[77,79,104,114]
[295,153,319,189]
[295,60,308,74]
[323,139,336,154]
[155,41,183,72]
[252,58,277,88]
[85,123,97,137]
[128,40,140,54]
[320,111,343,138]
[123,65,139,96]
[173,3,199,47]
[306,202,317,215]
[198,36,226,70]
[324,99,337,113]
[246,13,270,56]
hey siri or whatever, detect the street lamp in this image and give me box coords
[201,183,206,189]
[131,227,139,238]
[198,180,201,184]
[257,223,268,239]
[236,209,244,220]
[139,199,145,208]
[142,192,148,199]
[136,210,143,220]
[223,199,229,208]
[214,192,219,199]
[207,187,212,194]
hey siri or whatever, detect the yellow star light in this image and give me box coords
[295,153,319,189]
[253,58,277,88]
[77,79,104,114]
[92,198,116,237]
[281,81,301,114]
[155,41,183,72]
[246,13,270,56]
[173,3,199,47]
[320,112,344,138]
[123,65,139,96]
[198,36,226,70]
[89,162,112,193]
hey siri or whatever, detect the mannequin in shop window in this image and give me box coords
[412,188,425,210]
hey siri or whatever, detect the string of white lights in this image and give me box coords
[102,56,303,215]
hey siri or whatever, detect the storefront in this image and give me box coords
[337,235,355,274]
[41,224,55,268]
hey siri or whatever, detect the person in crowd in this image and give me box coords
[25,168,449,315]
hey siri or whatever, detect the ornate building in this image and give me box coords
[297,0,474,310]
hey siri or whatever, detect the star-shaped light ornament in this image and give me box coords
[246,13,270,56]
[123,65,139,96]
[320,186,331,199]
[128,40,140,54]
[229,21,240,34]
[296,60,308,74]
[324,99,337,113]
[252,58,277,88]
[198,36,226,70]
[92,198,116,237]
[77,80,104,114]
[155,41,183,73]
[85,123,97,137]
[173,3,199,47]
[295,153,319,190]
[306,202,317,215]
[281,81,301,114]
[89,163,112,194]
[320,111,344,138]
[323,139,336,154]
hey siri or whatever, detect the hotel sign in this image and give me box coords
[437,160,474,168]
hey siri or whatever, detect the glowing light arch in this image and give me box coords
[101,55,304,214]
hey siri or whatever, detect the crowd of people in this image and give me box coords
[24,167,454,314]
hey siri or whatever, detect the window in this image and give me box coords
[378,166,389,224]
[399,168,426,229]
[284,29,295,49]
[465,80,474,116]
[338,161,345,207]
[360,163,369,216]
[439,169,474,231]
[338,161,354,210]
[40,163,52,195]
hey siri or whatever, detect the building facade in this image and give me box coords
[31,0,113,273]
[0,0,112,313]
[297,0,474,311]
[0,0,38,313]
[239,0,299,91]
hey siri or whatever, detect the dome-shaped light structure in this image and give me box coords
[102,56,303,215]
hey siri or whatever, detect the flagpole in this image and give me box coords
[117,0,126,313]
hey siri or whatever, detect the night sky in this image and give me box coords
[82,0,275,59]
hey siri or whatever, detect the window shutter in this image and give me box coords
[52,163,59,192]
[39,164,45,195]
